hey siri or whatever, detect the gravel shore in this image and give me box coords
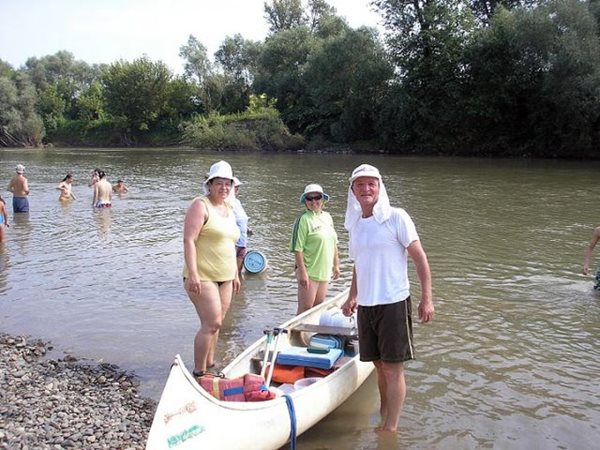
[0,333,157,449]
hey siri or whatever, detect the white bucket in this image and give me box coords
[319,310,356,328]
[294,377,321,390]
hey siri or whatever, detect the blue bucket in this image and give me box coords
[243,250,267,274]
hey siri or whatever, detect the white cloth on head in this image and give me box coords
[344,174,391,231]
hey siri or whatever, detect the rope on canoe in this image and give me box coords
[283,394,297,450]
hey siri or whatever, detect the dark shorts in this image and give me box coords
[357,297,414,363]
[236,246,247,259]
[13,197,29,213]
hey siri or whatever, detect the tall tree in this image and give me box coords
[305,0,337,32]
[253,26,316,131]
[470,0,537,25]
[0,72,44,146]
[372,0,476,151]
[23,51,97,119]
[179,35,213,84]
[302,27,393,141]
[264,0,306,32]
[75,80,106,121]
[215,34,261,85]
[102,57,172,132]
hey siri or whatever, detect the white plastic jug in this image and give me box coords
[319,310,355,328]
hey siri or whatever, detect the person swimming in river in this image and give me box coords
[56,174,77,202]
[92,170,112,208]
[112,179,129,194]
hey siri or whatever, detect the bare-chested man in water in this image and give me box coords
[8,164,30,213]
[92,170,112,208]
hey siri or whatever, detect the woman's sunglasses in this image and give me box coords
[305,195,322,201]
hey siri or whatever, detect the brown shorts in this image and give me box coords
[357,297,414,363]
[236,246,247,259]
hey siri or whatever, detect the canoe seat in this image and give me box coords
[290,323,358,339]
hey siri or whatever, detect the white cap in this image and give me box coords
[300,183,330,203]
[348,164,381,185]
[233,176,242,187]
[16,164,25,174]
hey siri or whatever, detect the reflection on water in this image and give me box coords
[1,149,599,449]
[94,208,113,236]
[0,243,10,294]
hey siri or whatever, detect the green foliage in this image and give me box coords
[302,27,393,142]
[247,93,277,113]
[76,80,105,121]
[4,1,600,157]
[215,34,261,86]
[461,1,600,157]
[373,0,476,151]
[0,72,45,146]
[181,106,303,151]
[253,26,317,131]
[0,60,14,78]
[24,51,99,119]
[37,85,66,132]
[264,0,306,32]
[102,57,172,132]
[469,0,537,24]
[179,35,213,84]
[164,76,202,120]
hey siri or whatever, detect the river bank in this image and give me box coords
[0,333,157,449]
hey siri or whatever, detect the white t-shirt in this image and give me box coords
[349,208,419,306]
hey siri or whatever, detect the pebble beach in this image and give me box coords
[0,333,157,449]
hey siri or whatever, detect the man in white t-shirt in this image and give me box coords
[341,164,434,433]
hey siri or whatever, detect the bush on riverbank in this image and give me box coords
[47,118,182,147]
[181,108,305,151]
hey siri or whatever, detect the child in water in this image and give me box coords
[0,195,9,242]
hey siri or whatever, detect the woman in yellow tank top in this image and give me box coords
[183,161,240,378]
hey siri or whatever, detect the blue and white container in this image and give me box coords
[243,250,268,274]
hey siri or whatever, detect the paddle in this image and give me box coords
[260,329,274,379]
[265,327,288,388]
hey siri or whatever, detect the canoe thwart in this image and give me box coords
[289,323,358,338]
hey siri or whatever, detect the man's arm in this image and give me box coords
[342,266,358,316]
[583,226,600,275]
[407,240,434,323]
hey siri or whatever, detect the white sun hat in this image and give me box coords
[206,160,234,182]
[233,176,242,187]
[300,183,330,204]
[202,161,235,196]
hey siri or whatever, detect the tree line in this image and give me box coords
[1,0,600,158]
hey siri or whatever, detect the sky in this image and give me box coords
[0,0,382,74]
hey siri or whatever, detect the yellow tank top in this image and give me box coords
[183,197,240,281]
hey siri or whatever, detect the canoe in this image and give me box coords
[146,289,374,450]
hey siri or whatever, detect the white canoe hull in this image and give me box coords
[146,290,373,450]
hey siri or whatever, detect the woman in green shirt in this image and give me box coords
[290,184,340,314]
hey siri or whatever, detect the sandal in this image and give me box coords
[193,369,224,379]
[193,370,207,379]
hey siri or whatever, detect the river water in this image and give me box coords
[1,148,598,449]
